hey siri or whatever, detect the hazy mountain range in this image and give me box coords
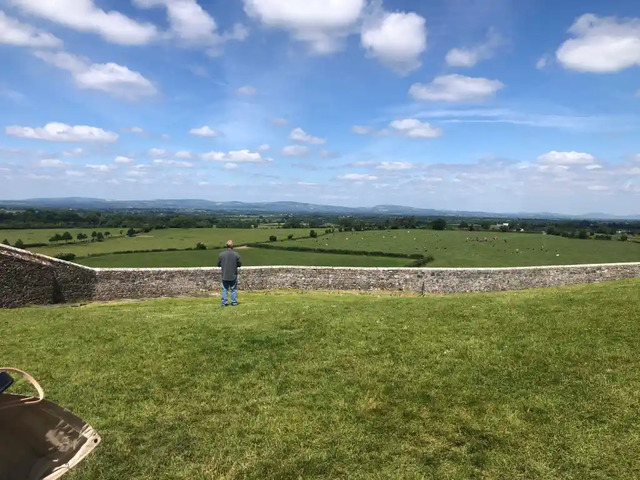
[0,198,638,220]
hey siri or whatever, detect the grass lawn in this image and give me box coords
[2,280,640,479]
[279,230,640,267]
[0,228,120,245]
[77,247,411,268]
[20,228,310,257]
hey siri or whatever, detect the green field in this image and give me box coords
[78,247,410,268]
[3,227,639,268]
[278,230,640,267]
[0,228,309,257]
[2,280,640,479]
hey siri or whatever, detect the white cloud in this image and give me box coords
[65,170,85,177]
[537,151,596,165]
[38,158,66,167]
[6,122,118,142]
[271,117,288,127]
[445,29,503,68]
[243,0,365,54]
[133,0,247,53]
[376,161,414,170]
[409,74,504,102]
[224,163,238,170]
[536,55,549,70]
[202,149,268,163]
[0,11,62,48]
[339,173,377,181]
[556,14,640,73]
[237,85,257,96]
[351,125,372,134]
[189,125,222,137]
[257,144,271,152]
[281,145,310,157]
[10,0,157,45]
[115,156,134,164]
[390,118,443,139]
[63,148,83,157]
[361,11,426,74]
[148,148,168,157]
[33,51,157,100]
[153,159,193,168]
[85,164,111,172]
[124,126,146,135]
[586,164,602,170]
[290,127,326,144]
[175,150,192,158]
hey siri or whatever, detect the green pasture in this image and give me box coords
[77,247,410,268]
[278,229,640,267]
[2,280,640,479]
[12,228,309,257]
[0,228,116,245]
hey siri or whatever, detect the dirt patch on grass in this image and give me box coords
[235,246,252,250]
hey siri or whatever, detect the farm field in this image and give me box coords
[3,280,640,479]
[278,229,640,267]
[1,228,309,257]
[78,247,410,268]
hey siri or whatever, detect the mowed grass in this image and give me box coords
[22,228,310,257]
[77,247,410,268]
[280,230,640,267]
[0,228,114,245]
[2,280,640,479]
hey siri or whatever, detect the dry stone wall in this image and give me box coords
[1,244,640,307]
[0,245,95,308]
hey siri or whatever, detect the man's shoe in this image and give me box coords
[231,303,238,306]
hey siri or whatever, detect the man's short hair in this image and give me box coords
[226,240,233,248]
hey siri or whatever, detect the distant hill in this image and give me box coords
[0,197,638,220]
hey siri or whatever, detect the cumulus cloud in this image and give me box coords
[237,85,257,96]
[175,150,192,158]
[290,127,326,144]
[243,0,365,54]
[409,74,504,102]
[390,118,443,138]
[153,159,193,168]
[361,10,427,74]
[202,149,269,163]
[271,117,288,127]
[189,125,222,138]
[445,29,504,68]
[63,148,83,157]
[351,125,372,134]
[10,0,157,45]
[38,158,66,167]
[536,151,596,165]
[148,148,168,157]
[556,14,640,73]
[33,50,157,100]
[133,0,247,53]
[114,156,134,164]
[339,173,377,181]
[6,122,118,142]
[0,11,62,48]
[536,55,549,70]
[281,145,310,157]
[376,161,414,170]
[85,164,111,172]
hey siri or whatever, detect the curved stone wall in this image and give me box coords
[1,244,640,307]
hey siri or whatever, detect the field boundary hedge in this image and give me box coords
[246,242,434,262]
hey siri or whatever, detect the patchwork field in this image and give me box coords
[278,230,640,267]
[3,227,639,268]
[2,280,640,479]
[78,247,410,268]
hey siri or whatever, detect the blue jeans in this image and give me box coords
[221,278,238,306]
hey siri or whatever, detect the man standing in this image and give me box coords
[218,240,242,306]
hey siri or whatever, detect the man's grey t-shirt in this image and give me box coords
[218,249,242,281]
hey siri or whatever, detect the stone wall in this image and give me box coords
[2,244,640,307]
[0,245,95,308]
[92,263,640,301]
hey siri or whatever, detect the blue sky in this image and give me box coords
[1,0,639,215]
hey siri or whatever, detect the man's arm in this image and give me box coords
[217,254,222,267]
[237,253,242,268]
